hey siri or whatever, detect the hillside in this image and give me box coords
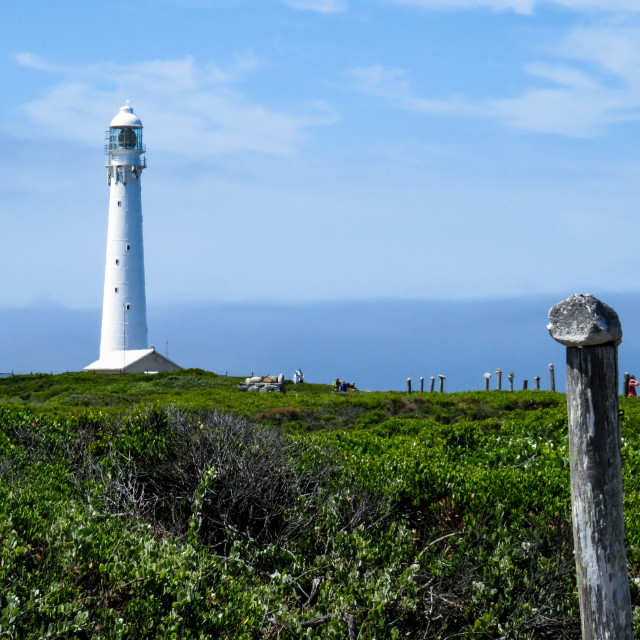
[2,370,640,638]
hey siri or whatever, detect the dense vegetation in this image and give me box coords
[2,369,640,638]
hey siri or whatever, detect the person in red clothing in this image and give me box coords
[629,375,639,397]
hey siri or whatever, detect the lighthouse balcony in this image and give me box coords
[106,142,146,153]
[105,143,146,154]
[105,154,147,168]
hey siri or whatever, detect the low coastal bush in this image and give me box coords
[1,377,638,637]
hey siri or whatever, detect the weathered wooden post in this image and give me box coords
[496,368,502,390]
[438,374,446,393]
[623,372,630,398]
[548,293,632,640]
[549,363,556,392]
[407,377,412,395]
[508,371,514,391]
[420,377,424,393]
[522,379,528,390]
[484,372,491,391]
[534,375,541,390]
[429,376,435,392]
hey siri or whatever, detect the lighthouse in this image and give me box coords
[85,103,180,374]
[100,101,148,355]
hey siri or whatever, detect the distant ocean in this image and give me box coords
[2,293,640,393]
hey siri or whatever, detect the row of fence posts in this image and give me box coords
[484,365,556,391]
[406,364,557,394]
[406,374,446,394]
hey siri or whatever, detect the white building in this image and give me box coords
[85,103,181,374]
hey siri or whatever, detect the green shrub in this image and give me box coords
[0,376,624,638]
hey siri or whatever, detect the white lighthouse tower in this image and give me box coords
[85,103,180,374]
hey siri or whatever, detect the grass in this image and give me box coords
[0,368,565,431]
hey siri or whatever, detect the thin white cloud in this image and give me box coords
[351,19,640,138]
[12,54,336,157]
[388,0,640,12]
[13,52,59,72]
[350,66,409,98]
[278,0,347,13]
[522,62,599,90]
[350,66,479,115]
[491,88,610,137]
[15,52,261,88]
[559,25,640,82]
[552,0,640,10]
[389,0,535,14]
[492,24,640,135]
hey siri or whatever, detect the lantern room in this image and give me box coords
[107,102,144,152]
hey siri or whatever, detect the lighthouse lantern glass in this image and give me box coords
[109,127,143,151]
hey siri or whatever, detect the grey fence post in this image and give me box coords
[420,377,424,393]
[548,293,632,640]
[522,380,528,390]
[534,375,541,390]
[549,363,556,392]
[508,371,514,391]
[623,372,630,398]
[438,374,446,393]
[429,377,435,392]
[496,368,502,390]
[407,377,412,395]
[484,372,491,391]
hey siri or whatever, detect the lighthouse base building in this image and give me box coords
[85,347,180,375]
[85,103,181,375]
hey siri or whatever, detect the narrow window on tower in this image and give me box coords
[126,304,131,310]
[126,244,131,250]
[117,201,122,207]
[115,259,120,265]
[114,287,119,293]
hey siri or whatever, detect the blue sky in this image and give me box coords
[2,0,640,310]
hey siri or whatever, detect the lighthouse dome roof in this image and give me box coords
[110,102,142,128]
